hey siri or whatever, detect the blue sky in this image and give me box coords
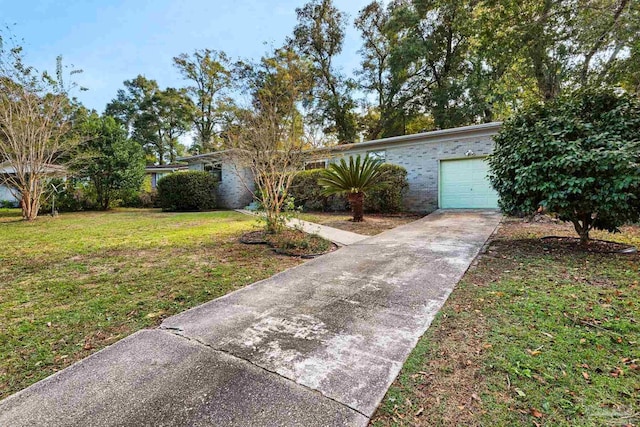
[2,0,373,112]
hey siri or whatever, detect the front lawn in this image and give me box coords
[0,209,302,399]
[298,212,423,235]
[372,219,639,427]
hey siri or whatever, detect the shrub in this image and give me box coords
[489,87,640,244]
[119,189,158,208]
[365,164,409,213]
[39,179,97,214]
[157,171,217,211]
[288,169,348,212]
[265,229,331,256]
[289,163,408,214]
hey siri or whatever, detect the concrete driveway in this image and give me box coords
[0,210,501,427]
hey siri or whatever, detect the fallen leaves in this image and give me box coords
[530,408,544,418]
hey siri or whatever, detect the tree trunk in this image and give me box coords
[21,192,39,221]
[348,192,364,222]
[572,217,591,246]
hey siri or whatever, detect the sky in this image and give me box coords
[1,0,373,112]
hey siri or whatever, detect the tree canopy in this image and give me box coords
[76,114,146,210]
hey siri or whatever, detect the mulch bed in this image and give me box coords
[239,230,267,245]
[239,230,336,258]
[540,236,637,254]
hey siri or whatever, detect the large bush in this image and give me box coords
[39,178,98,214]
[289,169,348,212]
[488,88,640,244]
[366,164,409,213]
[157,171,218,211]
[289,163,408,213]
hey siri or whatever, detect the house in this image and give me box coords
[0,162,66,207]
[145,164,189,190]
[179,153,254,209]
[180,122,502,212]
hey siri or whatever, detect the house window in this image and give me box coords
[366,150,386,162]
[204,163,222,182]
[304,160,328,170]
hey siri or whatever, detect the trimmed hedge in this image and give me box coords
[157,171,218,211]
[289,163,408,213]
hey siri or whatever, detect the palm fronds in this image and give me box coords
[318,155,384,196]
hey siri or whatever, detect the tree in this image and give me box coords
[385,0,478,129]
[77,115,145,210]
[488,88,640,245]
[173,49,233,153]
[0,31,83,220]
[478,0,639,101]
[106,76,194,164]
[226,48,312,233]
[355,1,409,139]
[319,155,386,222]
[290,0,357,143]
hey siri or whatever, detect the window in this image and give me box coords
[204,162,222,182]
[366,150,386,162]
[304,160,328,170]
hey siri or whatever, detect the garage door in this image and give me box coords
[439,157,499,209]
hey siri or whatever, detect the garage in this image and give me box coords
[439,157,499,209]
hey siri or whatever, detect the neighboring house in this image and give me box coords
[0,161,66,207]
[145,164,189,190]
[179,153,254,209]
[180,122,502,212]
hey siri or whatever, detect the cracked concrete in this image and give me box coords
[0,210,501,426]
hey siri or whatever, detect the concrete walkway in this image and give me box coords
[0,210,502,427]
[235,209,368,246]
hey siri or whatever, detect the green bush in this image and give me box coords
[157,171,217,212]
[39,179,97,214]
[365,164,409,213]
[288,169,348,212]
[489,87,640,243]
[289,163,408,213]
[119,189,158,208]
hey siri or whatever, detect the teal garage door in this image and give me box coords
[439,157,499,209]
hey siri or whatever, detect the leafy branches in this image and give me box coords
[0,29,83,220]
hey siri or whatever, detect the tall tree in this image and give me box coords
[227,47,313,233]
[479,0,639,101]
[173,49,233,153]
[387,0,478,129]
[290,0,357,143]
[356,1,406,139]
[106,76,194,164]
[77,114,145,210]
[0,32,83,220]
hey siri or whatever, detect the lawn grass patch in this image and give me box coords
[0,208,21,222]
[0,209,302,399]
[371,218,640,427]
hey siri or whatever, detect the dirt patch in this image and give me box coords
[300,212,424,235]
[540,236,636,254]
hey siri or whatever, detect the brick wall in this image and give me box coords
[334,133,496,212]
[188,162,254,209]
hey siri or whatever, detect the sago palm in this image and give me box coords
[318,155,385,222]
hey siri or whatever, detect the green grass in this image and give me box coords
[0,208,21,221]
[372,220,640,427]
[0,209,302,399]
